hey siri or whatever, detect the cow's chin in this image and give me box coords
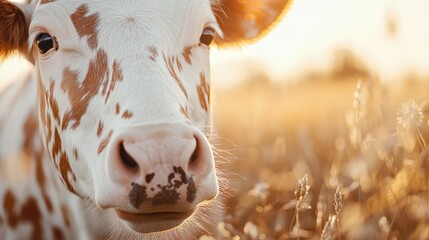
[115,209,195,233]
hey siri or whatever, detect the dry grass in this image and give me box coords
[207,62,429,239]
[2,50,428,239]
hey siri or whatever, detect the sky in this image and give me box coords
[211,0,429,87]
[1,0,429,89]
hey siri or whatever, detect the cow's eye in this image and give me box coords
[36,33,58,54]
[200,27,215,46]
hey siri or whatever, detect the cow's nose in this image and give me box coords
[102,122,217,212]
[117,131,198,177]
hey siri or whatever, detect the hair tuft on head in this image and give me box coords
[0,1,29,60]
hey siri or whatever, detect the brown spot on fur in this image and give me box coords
[197,87,207,111]
[36,73,53,152]
[70,4,99,49]
[115,103,121,115]
[4,190,18,227]
[23,110,38,153]
[163,54,188,99]
[4,192,43,239]
[61,50,109,130]
[37,73,47,127]
[197,72,210,111]
[49,123,77,193]
[97,120,104,137]
[148,46,158,61]
[73,148,79,161]
[46,114,52,143]
[22,198,43,240]
[176,56,183,72]
[36,152,53,212]
[105,61,123,103]
[61,205,71,227]
[52,226,65,240]
[59,152,76,194]
[42,188,54,213]
[101,76,109,98]
[52,128,62,163]
[182,46,193,64]
[37,77,54,147]
[39,0,56,4]
[0,1,28,58]
[180,105,190,119]
[49,80,61,123]
[98,130,113,154]
[122,110,134,119]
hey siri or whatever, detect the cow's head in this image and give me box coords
[0,0,292,236]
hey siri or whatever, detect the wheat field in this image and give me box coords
[207,53,429,239]
[1,52,427,239]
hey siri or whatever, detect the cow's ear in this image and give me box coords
[213,0,293,46]
[0,1,35,60]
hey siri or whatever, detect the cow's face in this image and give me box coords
[0,0,292,236]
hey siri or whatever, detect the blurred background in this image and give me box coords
[1,0,429,239]
[211,0,429,87]
[210,0,429,239]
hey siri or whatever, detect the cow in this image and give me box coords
[0,0,292,239]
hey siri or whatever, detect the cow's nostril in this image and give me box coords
[190,148,197,165]
[119,142,138,169]
[188,137,199,170]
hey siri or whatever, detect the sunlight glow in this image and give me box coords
[211,0,429,87]
[0,56,32,91]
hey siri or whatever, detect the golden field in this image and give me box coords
[209,53,429,239]
[1,51,427,240]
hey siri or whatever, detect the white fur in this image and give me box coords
[29,0,219,238]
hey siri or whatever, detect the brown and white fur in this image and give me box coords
[0,0,292,239]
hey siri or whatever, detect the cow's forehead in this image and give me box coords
[35,0,215,16]
[29,0,215,130]
[31,0,217,40]
[29,0,218,71]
